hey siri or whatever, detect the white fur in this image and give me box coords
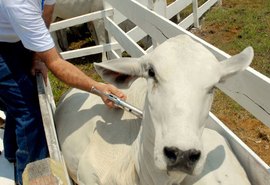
[55,34,253,185]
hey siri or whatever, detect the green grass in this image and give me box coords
[197,0,270,77]
[49,60,101,103]
[48,72,70,103]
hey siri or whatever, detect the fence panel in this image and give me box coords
[179,0,219,29]
[103,3,270,183]
[105,0,270,128]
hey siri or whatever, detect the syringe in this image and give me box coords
[91,87,143,118]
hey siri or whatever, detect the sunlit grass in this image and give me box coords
[196,0,270,77]
[49,59,101,103]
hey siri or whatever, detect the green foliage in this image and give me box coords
[48,72,70,104]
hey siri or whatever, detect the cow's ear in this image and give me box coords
[94,58,144,88]
[219,47,253,82]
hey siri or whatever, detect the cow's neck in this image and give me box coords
[101,149,140,185]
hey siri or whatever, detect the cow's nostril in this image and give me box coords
[188,149,201,162]
[164,147,201,174]
[163,147,179,163]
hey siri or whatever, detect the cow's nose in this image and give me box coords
[163,147,201,174]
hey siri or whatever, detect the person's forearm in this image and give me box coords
[37,47,126,108]
[37,47,98,92]
[43,4,55,28]
[48,58,98,92]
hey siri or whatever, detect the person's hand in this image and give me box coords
[94,83,127,108]
[31,58,48,85]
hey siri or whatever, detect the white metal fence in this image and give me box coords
[50,0,223,59]
[41,0,270,184]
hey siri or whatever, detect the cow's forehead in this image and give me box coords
[146,36,221,87]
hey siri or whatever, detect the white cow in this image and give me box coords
[55,34,253,185]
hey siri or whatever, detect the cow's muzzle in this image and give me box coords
[163,147,201,175]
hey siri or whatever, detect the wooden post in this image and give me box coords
[22,158,68,185]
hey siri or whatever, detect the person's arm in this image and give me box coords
[42,4,55,29]
[4,0,126,107]
[36,47,126,108]
[33,1,55,72]
[31,3,55,81]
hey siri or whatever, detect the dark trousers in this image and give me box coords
[0,42,48,185]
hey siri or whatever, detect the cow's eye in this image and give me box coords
[148,68,155,78]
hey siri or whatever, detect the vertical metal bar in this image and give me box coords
[192,0,200,28]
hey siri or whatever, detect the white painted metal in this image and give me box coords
[206,114,270,185]
[192,0,200,28]
[49,9,114,32]
[167,0,192,19]
[60,42,121,60]
[104,16,146,57]
[180,0,219,29]
[51,0,217,60]
[216,67,270,128]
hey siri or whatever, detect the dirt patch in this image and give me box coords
[218,115,270,165]
[193,23,241,44]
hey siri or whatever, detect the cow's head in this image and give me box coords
[94,34,253,178]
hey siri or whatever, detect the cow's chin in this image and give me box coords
[153,156,188,183]
[192,151,206,175]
